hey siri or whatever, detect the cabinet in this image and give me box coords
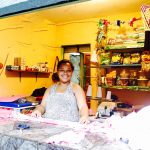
[96,47,150,107]
[6,69,51,82]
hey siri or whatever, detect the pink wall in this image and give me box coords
[110,89,150,106]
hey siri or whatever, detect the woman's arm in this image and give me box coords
[73,84,89,124]
[31,87,51,117]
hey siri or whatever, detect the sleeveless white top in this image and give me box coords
[43,83,80,122]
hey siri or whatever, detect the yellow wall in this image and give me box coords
[0,13,61,97]
[56,11,143,46]
[0,10,143,98]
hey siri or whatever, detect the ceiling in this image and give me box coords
[1,0,150,23]
[28,0,150,23]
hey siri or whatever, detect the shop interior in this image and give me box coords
[0,0,150,149]
[0,0,149,110]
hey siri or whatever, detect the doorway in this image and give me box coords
[62,44,91,92]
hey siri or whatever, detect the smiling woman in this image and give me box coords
[0,0,80,18]
[31,59,89,124]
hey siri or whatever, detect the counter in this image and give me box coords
[0,114,130,150]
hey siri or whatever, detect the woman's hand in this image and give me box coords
[79,116,89,124]
[31,109,42,117]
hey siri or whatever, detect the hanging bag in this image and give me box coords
[52,56,59,82]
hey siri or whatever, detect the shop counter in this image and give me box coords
[0,115,130,150]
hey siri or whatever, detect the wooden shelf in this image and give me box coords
[101,64,141,68]
[105,46,144,52]
[6,69,51,82]
[101,85,150,92]
[6,69,50,74]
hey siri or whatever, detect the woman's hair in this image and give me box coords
[57,59,74,71]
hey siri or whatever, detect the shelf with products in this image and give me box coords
[99,46,150,92]
[5,69,51,82]
[101,47,144,66]
[101,64,141,68]
[105,44,144,51]
[101,85,150,92]
[84,64,142,68]
[93,20,150,107]
[105,47,144,53]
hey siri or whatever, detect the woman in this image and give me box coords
[32,59,89,124]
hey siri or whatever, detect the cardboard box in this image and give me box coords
[14,57,21,66]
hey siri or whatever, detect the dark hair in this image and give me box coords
[57,59,74,71]
[52,72,59,83]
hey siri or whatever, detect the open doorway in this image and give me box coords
[62,44,91,92]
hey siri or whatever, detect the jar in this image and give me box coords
[120,69,129,78]
[106,77,116,86]
[137,79,148,86]
[129,78,138,86]
[120,78,129,86]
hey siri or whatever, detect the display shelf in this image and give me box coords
[101,85,150,91]
[6,69,51,82]
[100,46,150,93]
[101,64,141,68]
[106,43,144,51]
[86,96,113,104]
[86,96,102,100]
[85,64,142,69]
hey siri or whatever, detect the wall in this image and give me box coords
[0,9,149,106]
[55,11,150,107]
[0,13,61,97]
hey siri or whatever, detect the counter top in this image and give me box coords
[0,115,130,150]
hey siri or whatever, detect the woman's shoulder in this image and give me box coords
[71,82,82,92]
[46,83,57,92]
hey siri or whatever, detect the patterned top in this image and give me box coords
[43,83,80,122]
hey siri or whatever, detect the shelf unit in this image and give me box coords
[102,85,150,92]
[105,47,144,53]
[100,46,150,93]
[101,64,141,68]
[6,69,51,82]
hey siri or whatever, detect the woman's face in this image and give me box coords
[57,63,73,83]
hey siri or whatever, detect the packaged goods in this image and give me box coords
[111,53,122,64]
[130,53,140,64]
[123,53,131,64]
[100,52,110,65]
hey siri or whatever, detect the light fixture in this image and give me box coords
[106,91,111,100]
[86,84,92,97]
[97,86,102,98]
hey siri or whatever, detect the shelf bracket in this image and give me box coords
[19,71,21,82]
[35,72,38,82]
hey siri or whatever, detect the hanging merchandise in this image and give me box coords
[95,19,109,51]
[141,5,150,30]
[129,17,141,27]
[115,20,125,26]
[117,20,121,26]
